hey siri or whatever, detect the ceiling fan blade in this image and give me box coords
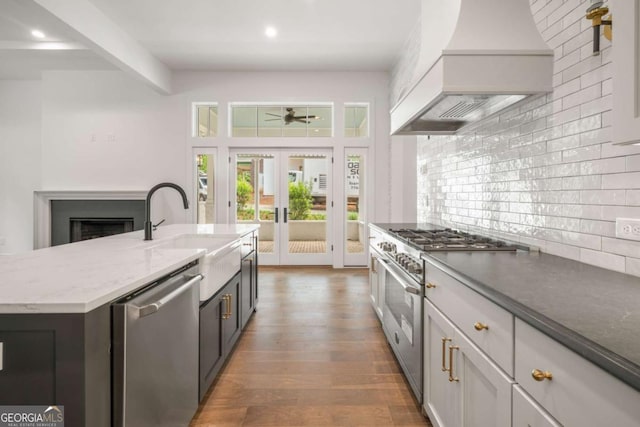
[294,119,310,124]
[293,116,318,120]
[264,118,282,121]
[265,113,282,117]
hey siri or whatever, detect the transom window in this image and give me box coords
[231,104,332,137]
[193,103,218,137]
[344,104,369,137]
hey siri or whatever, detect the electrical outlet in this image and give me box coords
[106,134,116,142]
[616,218,640,241]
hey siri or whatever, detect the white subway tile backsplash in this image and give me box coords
[562,84,601,110]
[580,190,626,205]
[627,190,640,206]
[580,219,616,237]
[626,258,640,277]
[546,241,581,260]
[627,155,640,172]
[602,172,640,189]
[405,0,639,277]
[562,144,601,162]
[602,237,640,258]
[580,248,626,272]
[579,157,625,175]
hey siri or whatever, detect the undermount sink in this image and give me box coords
[148,234,241,302]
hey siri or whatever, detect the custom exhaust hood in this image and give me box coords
[390,0,553,135]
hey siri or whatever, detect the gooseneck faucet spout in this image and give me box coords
[144,182,189,240]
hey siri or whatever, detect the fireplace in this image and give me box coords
[50,199,146,246]
[70,218,135,242]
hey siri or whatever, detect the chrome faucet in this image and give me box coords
[144,183,189,240]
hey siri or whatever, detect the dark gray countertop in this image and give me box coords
[422,250,640,392]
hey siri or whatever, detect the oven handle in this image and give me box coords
[378,259,422,296]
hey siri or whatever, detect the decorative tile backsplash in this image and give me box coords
[409,0,640,276]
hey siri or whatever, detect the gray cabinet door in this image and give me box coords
[199,291,224,400]
[223,272,242,356]
[0,331,55,404]
[241,256,253,329]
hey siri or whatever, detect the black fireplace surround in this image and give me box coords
[50,200,145,246]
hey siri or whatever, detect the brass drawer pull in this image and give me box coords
[222,294,232,319]
[441,337,452,372]
[371,256,377,273]
[474,322,489,331]
[426,283,436,289]
[449,345,460,382]
[531,369,553,382]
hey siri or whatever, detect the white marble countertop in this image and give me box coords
[0,224,259,314]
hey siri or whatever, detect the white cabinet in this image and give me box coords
[515,318,640,427]
[512,385,560,427]
[424,300,514,427]
[425,267,514,375]
[612,0,640,144]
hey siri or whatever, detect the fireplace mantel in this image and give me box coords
[34,191,147,249]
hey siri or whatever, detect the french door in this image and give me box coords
[230,148,333,265]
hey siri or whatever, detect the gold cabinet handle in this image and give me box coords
[426,283,436,289]
[531,369,553,382]
[222,294,232,319]
[474,322,489,331]
[371,256,377,273]
[441,337,452,372]
[226,293,233,318]
[449,345,460,382]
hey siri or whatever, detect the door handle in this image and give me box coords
[135,274,203,318]
[283,207,288,223]
[441,337,452,372]
[404,286,420,295]
[275,207,279,223]
[449,345,460,382]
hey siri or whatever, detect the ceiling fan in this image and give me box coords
[265,107,319,125]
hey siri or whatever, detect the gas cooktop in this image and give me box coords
[386,228,522,252]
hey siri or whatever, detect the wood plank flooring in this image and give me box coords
[191,266,432,427]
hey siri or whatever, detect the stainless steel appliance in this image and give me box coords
[112,262,202,427]
[369,224,524,403]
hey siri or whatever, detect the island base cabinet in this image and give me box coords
[199,272,242,401]
[240,233,258,330]
[515,318,640,427]
[0,307,111,427]
[512,385,560,427]
[424,300,513,427]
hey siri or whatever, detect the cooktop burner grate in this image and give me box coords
[386,228,521,252]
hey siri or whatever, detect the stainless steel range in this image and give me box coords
[369,224,523,403]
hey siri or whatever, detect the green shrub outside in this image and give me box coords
[288,181,312,220]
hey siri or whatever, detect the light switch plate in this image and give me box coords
[615,218,640,241]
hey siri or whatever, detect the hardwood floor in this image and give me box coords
[191,266,432,427]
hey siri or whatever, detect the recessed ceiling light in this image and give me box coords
[265,26,277,38]
[31,29,46,39]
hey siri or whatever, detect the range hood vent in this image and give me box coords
[390,0,553,136]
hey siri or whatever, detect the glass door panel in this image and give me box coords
[344,148,367,266]
[195,153,215,224]
[235,153,277,264]
[231,149,332,265]
[284,154,329,259]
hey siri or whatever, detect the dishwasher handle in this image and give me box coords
[136,274,203,318]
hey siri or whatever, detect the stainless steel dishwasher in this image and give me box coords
[112,261,202,427]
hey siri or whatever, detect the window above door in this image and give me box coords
[230,103,333,137]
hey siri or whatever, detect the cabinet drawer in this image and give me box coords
[240,232,255,257]
[425,265,514,376]
[515,318,640,427]
[512,385,560,427]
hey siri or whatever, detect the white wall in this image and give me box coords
[32,70,395,247]
[408,0,640,277]
[0,81,42,254]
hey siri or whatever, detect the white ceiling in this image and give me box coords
[0,0,420,81]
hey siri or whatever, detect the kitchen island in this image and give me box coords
[0,224,258,427]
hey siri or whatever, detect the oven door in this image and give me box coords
[379,258,423,402]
